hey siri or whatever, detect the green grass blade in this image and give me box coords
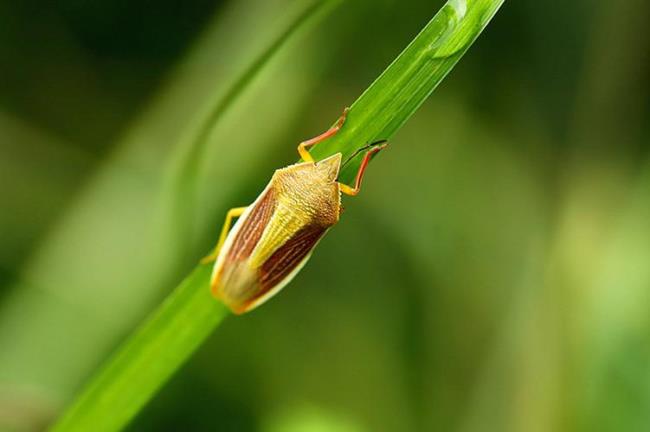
[50,265,222,432]
[310,0,505,184]
[50,1,503,430]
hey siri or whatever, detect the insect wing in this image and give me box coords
[210,185,276,311]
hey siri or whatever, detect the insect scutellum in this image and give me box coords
[205,107,388,314]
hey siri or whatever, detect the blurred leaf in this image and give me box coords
[0,111,92,274]
[264,404,364,432]
[170,0,342,257]
[0,0,337,429]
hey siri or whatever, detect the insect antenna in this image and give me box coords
[341,139,388,168]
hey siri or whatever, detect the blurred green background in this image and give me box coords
[1,0,650,431]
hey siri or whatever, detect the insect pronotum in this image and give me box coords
[203,108,387,314]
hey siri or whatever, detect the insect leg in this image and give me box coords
[339,142,388,196]
[200,206,247,264]
[297,107,349,162]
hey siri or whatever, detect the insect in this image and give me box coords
[203,108,387,314]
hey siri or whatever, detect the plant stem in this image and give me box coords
[49,1,504,430]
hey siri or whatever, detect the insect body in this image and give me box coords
[205,108,386,314]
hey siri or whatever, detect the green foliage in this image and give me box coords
[49,1,504,431]
[0,1,335,415]
[4,1,650,431]
[171,0,342,250]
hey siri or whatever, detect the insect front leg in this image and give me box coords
[339,141,388,196]
[200,206,247,264]
[297,107,349,163]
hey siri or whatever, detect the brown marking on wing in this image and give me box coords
[227,187,276,263]
[257,224,327,293]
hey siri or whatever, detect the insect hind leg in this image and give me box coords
[200,206,247,264]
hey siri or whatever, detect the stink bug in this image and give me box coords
[203,108,387,314]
